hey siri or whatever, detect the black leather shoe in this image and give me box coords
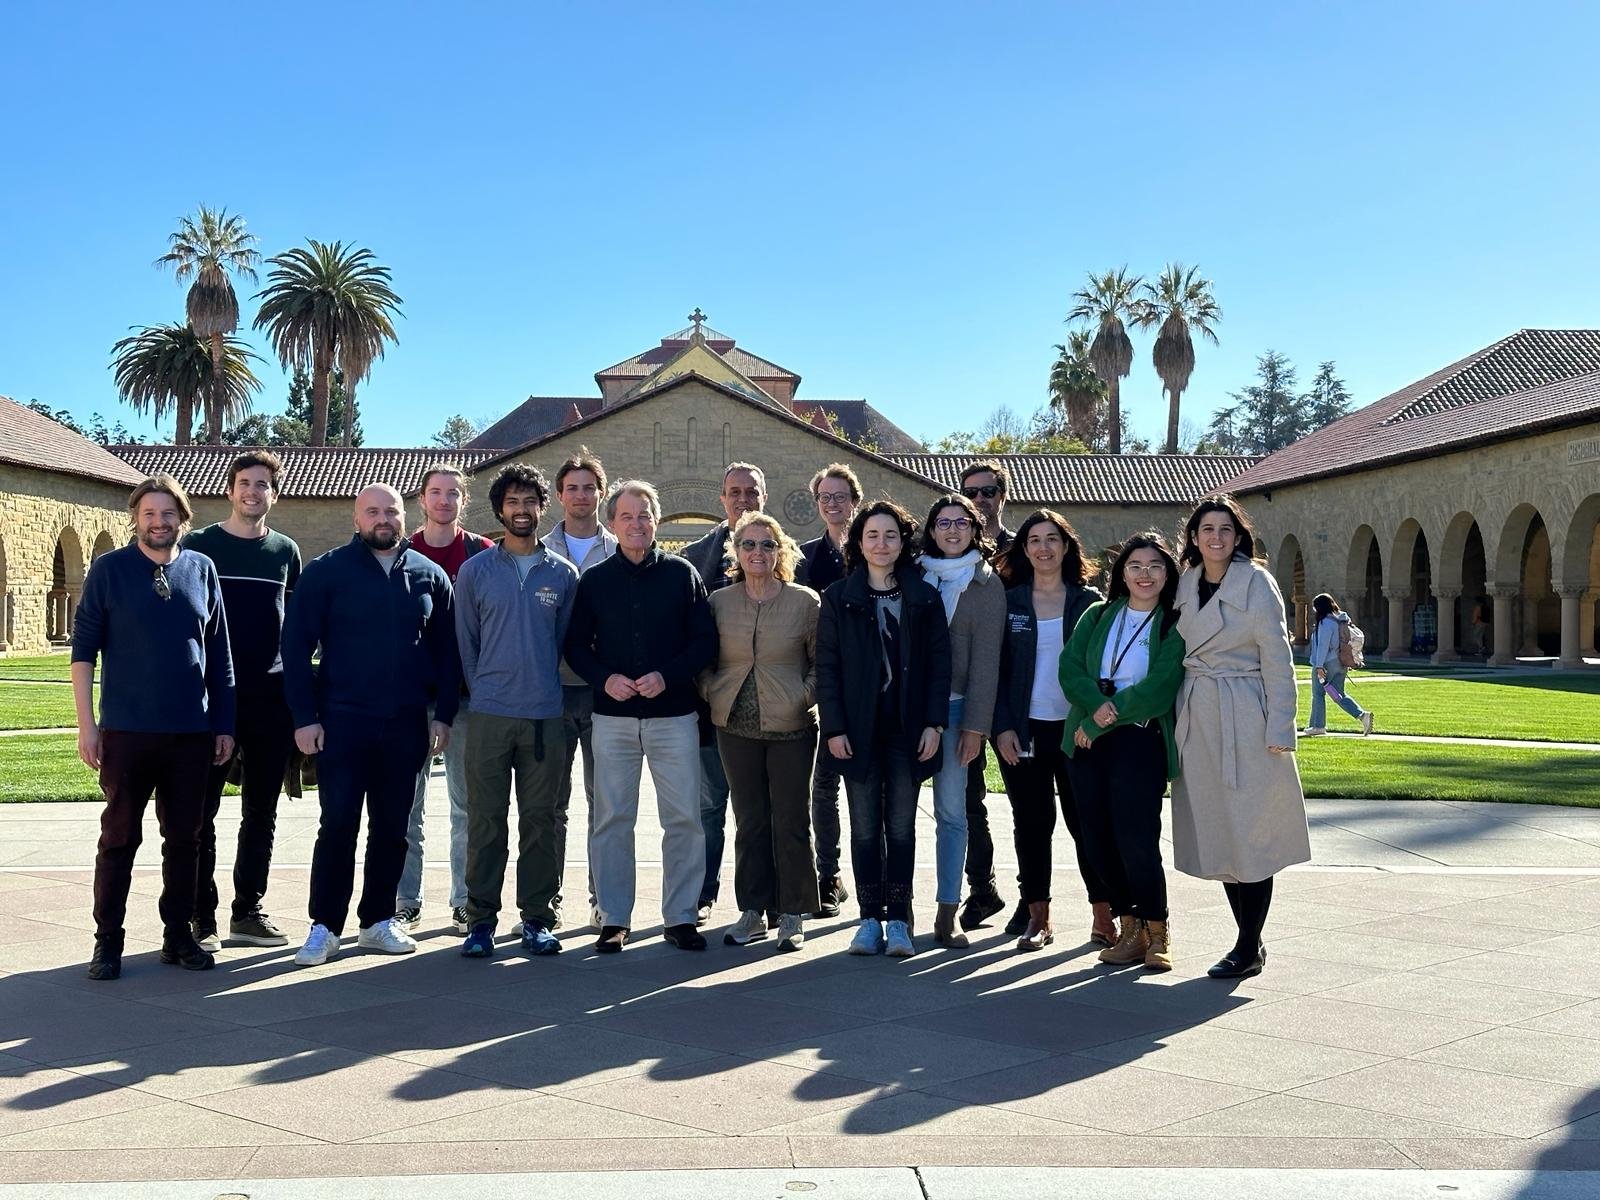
[1207,943,1267,979]
[594,925,629,954]
[87,935,123,981]
[662,923,708,951]
[159,933,216,971]
[1003,899,1031,937]
[959,888,1006,931]
[814,876,847,919]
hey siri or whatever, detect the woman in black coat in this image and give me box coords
[815,500,952,959]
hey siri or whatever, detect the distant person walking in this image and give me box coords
[1171,495,1310,981]
[1303,593,1374,737]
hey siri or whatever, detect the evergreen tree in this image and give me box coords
[431,414,481,449]
[1205,351,1303,454]
[1304,360,1353,428]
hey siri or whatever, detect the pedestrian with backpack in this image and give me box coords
[1303,593,1373,737]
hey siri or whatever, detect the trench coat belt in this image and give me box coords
[1181,666,1263,790]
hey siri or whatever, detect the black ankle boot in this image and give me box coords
[1003,898,1031,937]
[160,932,216,971]
[1207,942,1266,979]
[87,934,123,981]
[958,888,1005,931]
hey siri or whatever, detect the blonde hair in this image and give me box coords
[128,474,194,528]
[725,510,801,584]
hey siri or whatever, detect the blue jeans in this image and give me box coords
[844,739,920,922]
[1309,669,1366,729]
[698,742,729,907]
[398,708,469,911]
[928,697,970,905]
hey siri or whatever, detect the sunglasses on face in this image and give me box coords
[961,485,1000,500]
[738,539,778,552]
[152,565,171,600]
[934,517,973,531]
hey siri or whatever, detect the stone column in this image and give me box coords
[1557,584,1588,668]
[1292,594,1310,646]
[1488,585,1520,666]
[1582,589,1597,657]
[1520,595,1543,656]
[1432,587,1461,663]
[1383,586,1412,661]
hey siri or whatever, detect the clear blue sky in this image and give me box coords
[3,2,1597,448]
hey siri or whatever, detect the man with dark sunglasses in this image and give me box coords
[72,475,236,981]
[955,460,1018,932]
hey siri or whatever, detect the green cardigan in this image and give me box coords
[1058,598,1186,779]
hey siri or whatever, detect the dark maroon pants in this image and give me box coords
[93,730,214,940]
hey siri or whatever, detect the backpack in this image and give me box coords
[1338,621,1366,669]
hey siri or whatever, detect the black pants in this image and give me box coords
[93,730,214,940]
[994,719,1107,905]
[719,729,820,916]
[308,709,429,936]
[963,748,997,893]
[196,681,295,927]
[1064,723,1168,921]
[810,738,843,879]
[843,740,919,922]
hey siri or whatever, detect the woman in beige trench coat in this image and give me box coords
[1171,495,1310,980]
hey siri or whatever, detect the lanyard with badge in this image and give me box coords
[1098,606,1157,698]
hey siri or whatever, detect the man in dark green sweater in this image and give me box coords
[184,451,302,951]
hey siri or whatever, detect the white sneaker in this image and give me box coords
[885,920,916,958]
[357,918,418,955]
[724,909,768,946]
[848,917,885,956]
[1360,711,1375,736]
[777,914,805,952]
[294,923,341,967]
[589,904,604,931]
[1300,727,1326,738]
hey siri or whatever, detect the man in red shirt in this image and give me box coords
[396,464,492,935]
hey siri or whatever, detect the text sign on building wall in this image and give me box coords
[1570,436,1600,466]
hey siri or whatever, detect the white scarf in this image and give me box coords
[922,549,982,622]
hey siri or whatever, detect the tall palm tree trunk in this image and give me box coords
[311,344,334,446]
[1165,386,1182,454]
[1108,379,1122,454]
[207,332,226,444]
[175,394,194,446]
[341,380,356,446]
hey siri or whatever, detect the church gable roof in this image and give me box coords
[1227,328,1600,493]
[621,336,786,410]
[595,320,799,386]
[0,395,145,488]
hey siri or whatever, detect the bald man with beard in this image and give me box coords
[282,484,461,966]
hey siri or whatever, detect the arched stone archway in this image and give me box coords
[1275,533,1309,645]
[1347,526,1385,653]
[1433,511,1486,660]
[1557,492,1600,667]
[1385,519,1434,660]
[1488,504,1551,665]
[49,528,85,644]
[91,531,116,561]
[658,511,719,553]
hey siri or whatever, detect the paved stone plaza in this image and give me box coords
[1,769,1598,1189]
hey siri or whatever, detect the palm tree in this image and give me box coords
[1133,263,1222,453]
[110,324,263,445]
[1066,267,1142,453]
[1048,329,1109,448]
[253,240,402,446]
[154,207,260,445]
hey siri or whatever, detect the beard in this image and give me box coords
[502,514,535,536]
[360,525,400,551]
[138,527,177,550]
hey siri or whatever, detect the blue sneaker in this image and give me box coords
[461,921,495,958]
[521,919,561,956]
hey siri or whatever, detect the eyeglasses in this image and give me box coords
[961,485,1000,500]
[152,565,171,600]
[934,517,974,531]
[1125,563,1168,577]
[737,539,778,552]
[816,492,853,507]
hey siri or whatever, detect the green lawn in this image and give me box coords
[0,654,77,682]
[1295,738,1600,806]
[0,681,77,730]
[0,734,101,801]
[1300,674,1600,742]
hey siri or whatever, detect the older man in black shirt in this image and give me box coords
[565,480,716,953]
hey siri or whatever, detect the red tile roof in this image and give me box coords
[0,395,146,487]
[109,446,504,499]
[1226,329,1600,493]
[595,326,798,383]
[882,453,1261,506]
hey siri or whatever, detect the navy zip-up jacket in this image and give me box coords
[281,534,461,729]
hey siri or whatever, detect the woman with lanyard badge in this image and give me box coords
[1171,494,1309,980]
[1059,532,1186,971]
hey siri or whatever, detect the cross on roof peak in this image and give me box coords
[688,307,707,332]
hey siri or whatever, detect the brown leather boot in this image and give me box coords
[1143,919,1172,972]
[1016,900,1054,952]
[1098,914,1148,965]
[1090,901,1117,947]
[934,902,970,948]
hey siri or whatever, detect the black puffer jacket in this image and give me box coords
[815,567,952,783]
[991,581,1103,752]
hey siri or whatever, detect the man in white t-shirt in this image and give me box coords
[542,448,617,928]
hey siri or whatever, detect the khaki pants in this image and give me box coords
[463,714,569,929]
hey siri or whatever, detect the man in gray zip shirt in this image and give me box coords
[542,448,617,926]
[454,464,578,957]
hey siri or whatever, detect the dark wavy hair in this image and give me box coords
[998,509,1093,586]
[488,463,550,520]
[1180,493,1263,567]
[1312,592,1342,620]
[1107,530,1181,611]
[845,499,919,575]
[917,493,994,560]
